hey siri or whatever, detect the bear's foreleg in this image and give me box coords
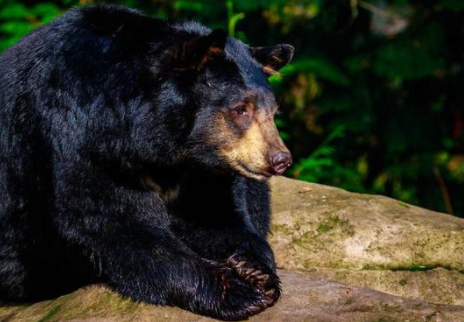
[171,224,281,306]
[54,183,272,321]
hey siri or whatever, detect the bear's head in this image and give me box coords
[158,26,293,181]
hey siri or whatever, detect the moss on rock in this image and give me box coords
[269,177,464,305]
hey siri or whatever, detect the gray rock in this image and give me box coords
[269,176,464,305]
[2,271,464,322]
[306,267,464,306]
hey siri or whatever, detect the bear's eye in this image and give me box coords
[230,103,253,124]
[235,105,248,115]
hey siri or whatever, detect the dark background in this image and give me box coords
[1,0,463,216]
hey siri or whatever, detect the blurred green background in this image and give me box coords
[1,0,463,216]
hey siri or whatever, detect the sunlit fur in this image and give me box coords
[212,109,286,181]
[223,121,269,181]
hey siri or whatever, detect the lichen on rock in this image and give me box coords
[269,176,464,305]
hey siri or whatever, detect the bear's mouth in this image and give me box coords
[235,161,272,181]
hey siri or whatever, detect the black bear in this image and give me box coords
[0,5,293,321]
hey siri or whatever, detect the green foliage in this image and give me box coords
[275,58,350,86]
[226,0,245,38]
[442,0,464,12]
[292,125,367,192]
[0,0,463,216]
[0,1,64,50]
[372,23,446,80]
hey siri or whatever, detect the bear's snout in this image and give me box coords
[270,151,292,175]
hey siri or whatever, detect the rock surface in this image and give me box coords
[2,271,464,322]
[269,176,464,305]
[2,177,464,321]
[306,267,464,306]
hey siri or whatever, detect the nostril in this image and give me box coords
[272,151,292,166]
[271,152,292,175]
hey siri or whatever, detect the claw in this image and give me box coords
[244,268,254,275]
[249,305,261,312]
[265,288,275,296]
[236,261,246,268]
[251,270,262,276]
[264,297,274,305]
[259,274,269,281]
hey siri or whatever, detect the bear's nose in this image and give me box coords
[270,151,292,175]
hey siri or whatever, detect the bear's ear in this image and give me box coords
[171,29,227,71]
[251,44,294,76]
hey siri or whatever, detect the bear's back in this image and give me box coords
[0,6,172,220]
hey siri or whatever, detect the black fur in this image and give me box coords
[0,5,292,321]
